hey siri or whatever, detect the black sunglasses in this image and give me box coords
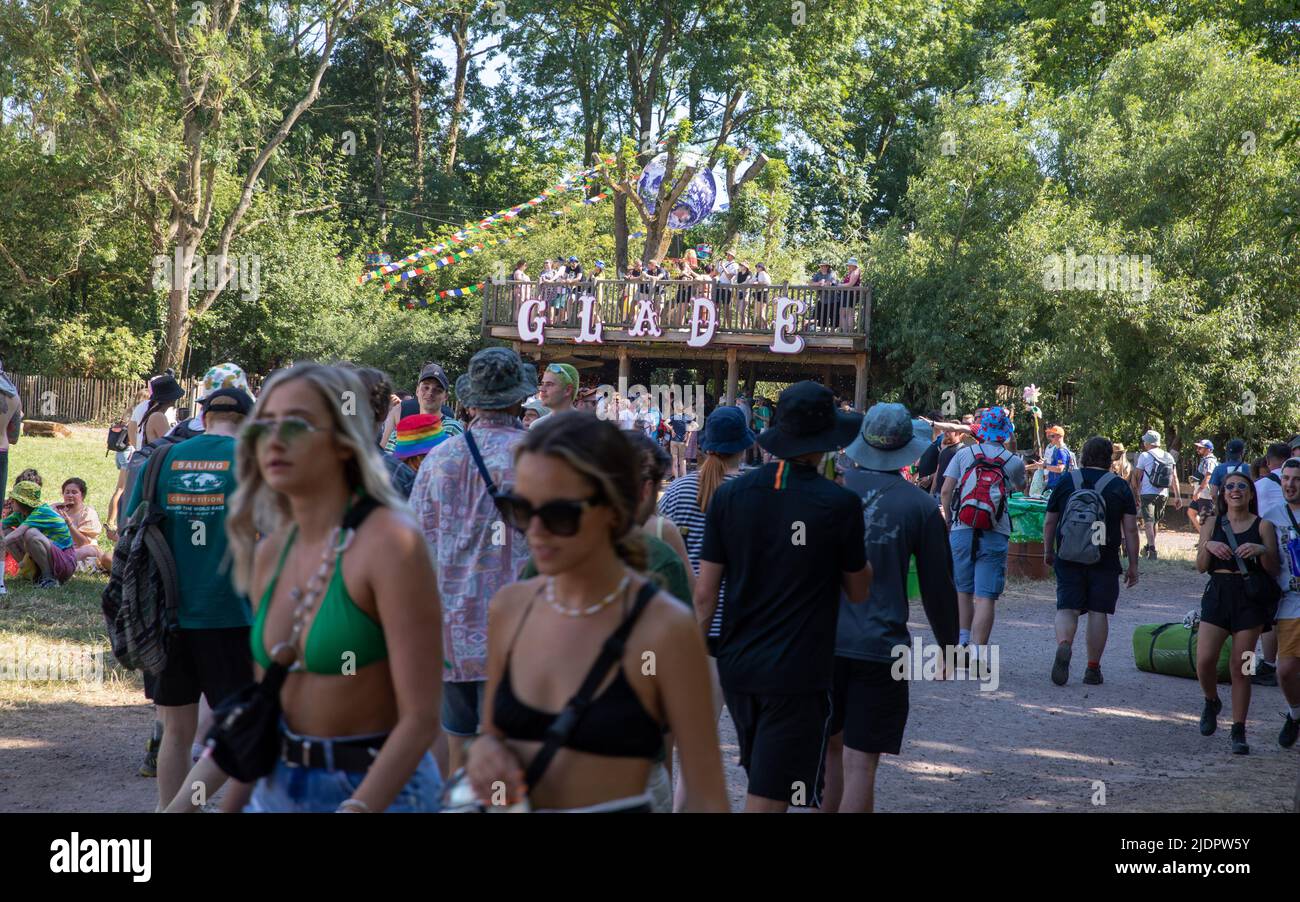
[494,492,601,537]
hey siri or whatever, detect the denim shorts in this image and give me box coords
[245,733,442,813]
[115,448,133,470]
[441,680,486,737]
[949,528,1010,600]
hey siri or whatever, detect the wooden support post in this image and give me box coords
[853,353,868,412]
[618,347,630,392]
[726,348,739,405]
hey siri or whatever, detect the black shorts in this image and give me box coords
[828,657,908,755]
[1054,563,1121,615]
[151,627,253,708]
[1192,498,1214,518]
[722,687,831,806]
[1200,573,1271,633]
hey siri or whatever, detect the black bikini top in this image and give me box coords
[492,585,664,760]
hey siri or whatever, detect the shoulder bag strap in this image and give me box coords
[524,580,658,792]
[1217,515,1250,576]
[464,429,498,498]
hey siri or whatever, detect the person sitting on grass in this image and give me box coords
[2,480,76,588]
[55,477,112,572]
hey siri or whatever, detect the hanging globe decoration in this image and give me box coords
[637,152,719,230]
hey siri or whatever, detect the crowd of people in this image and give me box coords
[1,348,1298,812]
[507,251,866,330]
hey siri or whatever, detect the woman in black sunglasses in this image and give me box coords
[467,412,728,811]
[1195,472,1279,754]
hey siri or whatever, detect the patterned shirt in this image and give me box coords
[410,411,530,683]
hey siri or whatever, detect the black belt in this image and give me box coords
[280,734,386,771]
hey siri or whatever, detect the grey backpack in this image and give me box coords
[1057,471,1117,565]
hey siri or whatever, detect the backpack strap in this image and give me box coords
[1094,471,1118,494]
[464,429,499,498]
[1217,515,1251,577]
[523,579,657,792]
[137,445,182,628]
[1071,469,1084,491]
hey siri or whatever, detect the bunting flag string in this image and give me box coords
[363,158,614,286]
[399,282,485,308]
[385,190,612,292]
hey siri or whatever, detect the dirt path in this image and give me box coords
[2,531,1296,812]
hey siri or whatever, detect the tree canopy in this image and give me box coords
[1,1,1296,447]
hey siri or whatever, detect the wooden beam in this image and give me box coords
[725,348,738,405]
[854,352,868,412]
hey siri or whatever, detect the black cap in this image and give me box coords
[1226,438,1246,456]
[418,363,449,390]
[199,387,254,416]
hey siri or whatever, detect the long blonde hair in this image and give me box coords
[697,450,743,513]
[226,362,404,595]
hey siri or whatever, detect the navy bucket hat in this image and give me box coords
[701,406,757,455]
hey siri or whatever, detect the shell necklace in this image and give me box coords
[546,573,631,618]
[273,525,355,670]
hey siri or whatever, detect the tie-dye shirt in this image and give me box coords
[3,503,74,549]
[410,411,530,683]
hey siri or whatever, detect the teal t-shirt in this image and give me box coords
[123,433,250,629]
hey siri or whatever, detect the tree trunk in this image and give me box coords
[614,193,629,275]
[442,14,470,176]
[404,52,424,207]
[374,49,390,233]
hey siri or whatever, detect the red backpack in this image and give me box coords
[956,448,1010,530]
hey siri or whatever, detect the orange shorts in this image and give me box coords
[1276,618,1300,659]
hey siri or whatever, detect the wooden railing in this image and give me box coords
[482,279,871,338]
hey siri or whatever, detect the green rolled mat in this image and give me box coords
[1007,494,1048,544]
[1132,622,1230,682]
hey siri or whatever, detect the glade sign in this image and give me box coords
[516,294,810,355]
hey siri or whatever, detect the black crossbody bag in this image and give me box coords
[442,581,657,812]
[1218,515,1282,616]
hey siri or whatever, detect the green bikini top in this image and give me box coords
[251,521,388,675]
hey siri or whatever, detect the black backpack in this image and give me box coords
[1144,450,1173,489]
[106,421,131,455]
[101,446,182,674]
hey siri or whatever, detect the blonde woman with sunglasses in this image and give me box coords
[466,412,728,812]
[1196,473,1279,755]
[221,363,443,812]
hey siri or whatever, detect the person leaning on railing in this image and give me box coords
[839,259,863,332]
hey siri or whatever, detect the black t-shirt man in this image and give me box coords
[700,460,867,694]
[915,435,942,487]
[1046,468,1137,572]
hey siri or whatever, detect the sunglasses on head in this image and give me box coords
[242,417,325,447]
[493,492,600,537]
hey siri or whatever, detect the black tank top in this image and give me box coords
[492,588,664,760]
[1210,516,1265,574]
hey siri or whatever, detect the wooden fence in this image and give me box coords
[7,374,207,425]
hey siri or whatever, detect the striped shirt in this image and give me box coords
[657,470,738,638]
[2,504,74,549]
